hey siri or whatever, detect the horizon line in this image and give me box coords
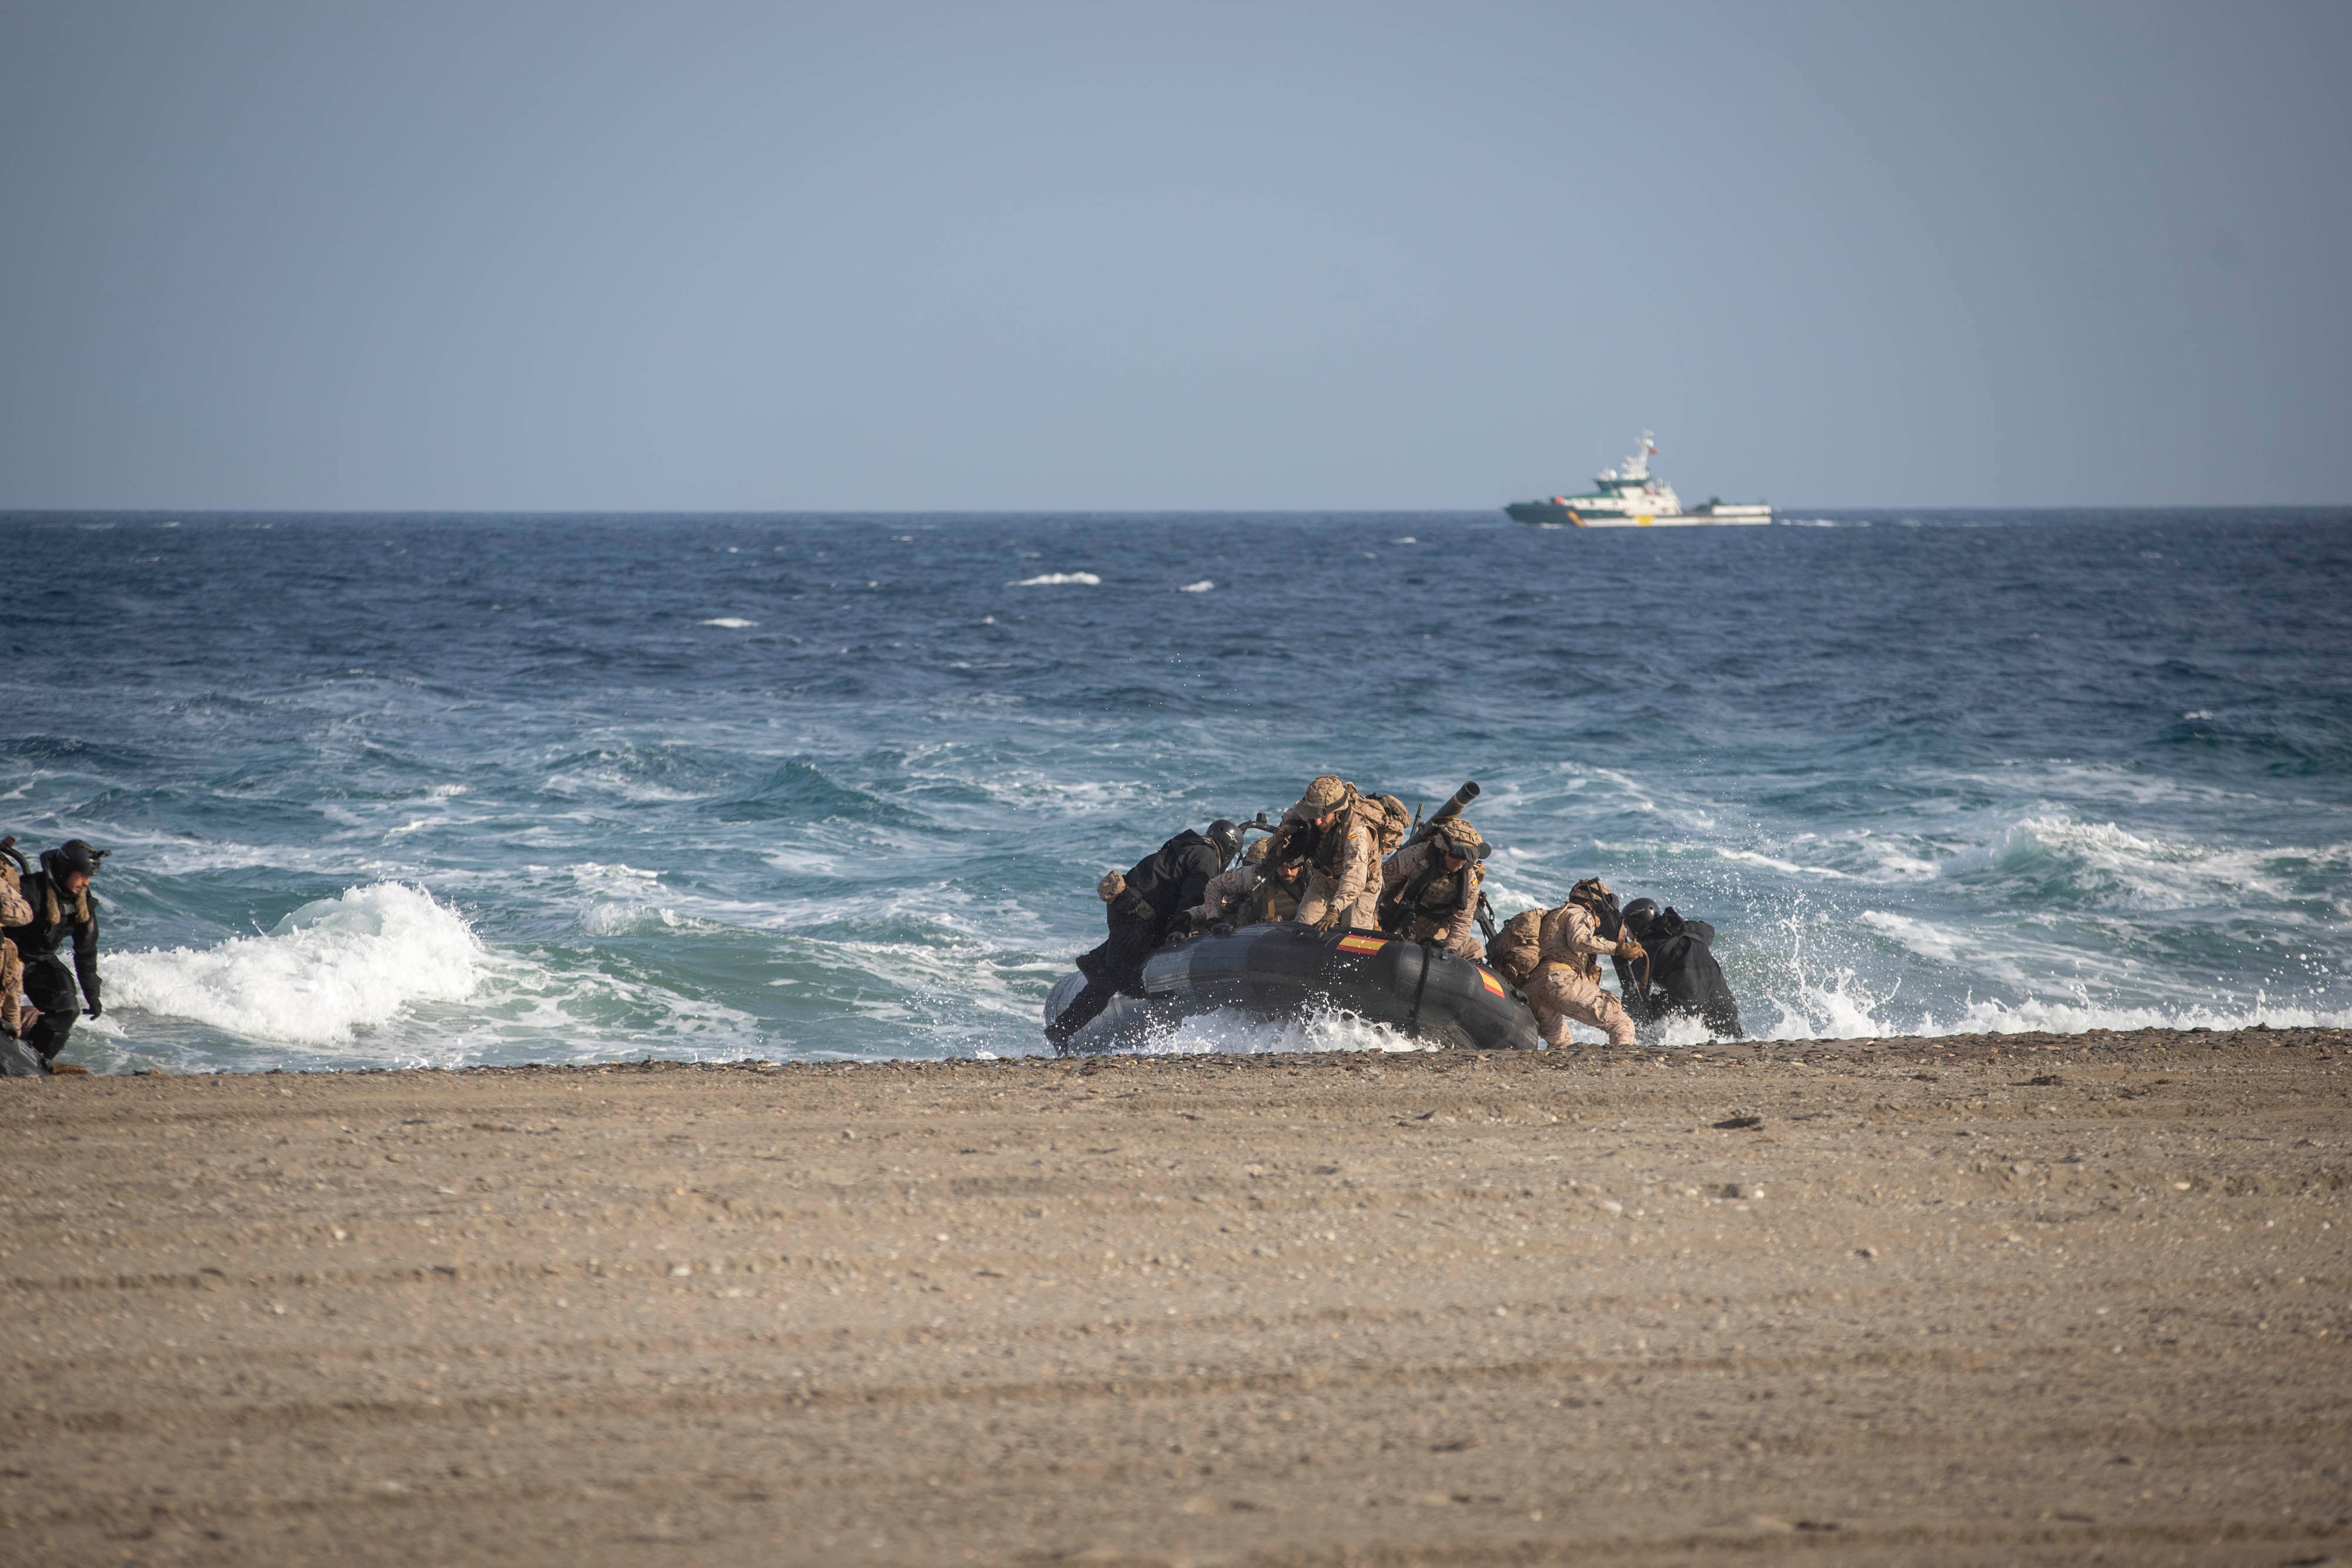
[5,503,2350,520]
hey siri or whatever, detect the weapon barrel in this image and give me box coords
[1414,781,1479,841]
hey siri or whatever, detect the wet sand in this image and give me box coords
[4,1027,2348,1566]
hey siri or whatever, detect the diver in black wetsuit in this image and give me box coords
[1048,821,1240,1049]
[1,840,107,1072]
[1610,897,1743,1040]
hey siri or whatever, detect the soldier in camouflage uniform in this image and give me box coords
[1185,835,1302,930]
[1242,839,1307,925]
[1523,877,1642,1049]
[0,850,34,1046]
[1289,775,1382,933]
[1379,818,1487,959]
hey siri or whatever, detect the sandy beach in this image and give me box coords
[4,1028,2347,1566]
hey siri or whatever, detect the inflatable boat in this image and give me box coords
[1042,921,1543,1053]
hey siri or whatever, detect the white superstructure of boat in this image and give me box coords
[1505,432,1770,527]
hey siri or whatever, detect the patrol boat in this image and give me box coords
[1505,432,1771,527]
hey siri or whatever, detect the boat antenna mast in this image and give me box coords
[1622,430,1656,483]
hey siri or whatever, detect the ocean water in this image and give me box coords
[4,508,2348,1072]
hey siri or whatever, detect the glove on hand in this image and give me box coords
[1311,907,1345,934]
[85,999,102,1019]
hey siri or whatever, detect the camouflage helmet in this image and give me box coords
[1243,835,1271,865]
[1375,794,1411,842]
[1436,818,1486,858]
[1292,774,1351,816]
[1568,875,1613,908]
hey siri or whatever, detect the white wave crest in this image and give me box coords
[1857,910,1966,962]
[1940,815,2344,908]
[1740,907,2352,1041]
[1011,572,1101,587]
[1177,579,1215,593]
[111,884,483,1045]
[1713,847,1858,880]
[699,617,757,628]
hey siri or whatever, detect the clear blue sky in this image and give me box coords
[2,2,2345,509]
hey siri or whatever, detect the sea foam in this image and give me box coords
[110,884,484,1045]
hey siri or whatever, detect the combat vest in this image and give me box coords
[1246,864,1302,926]
[1406,860,1472,918]
[1308,794,1364,878]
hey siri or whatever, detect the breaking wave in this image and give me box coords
[110,884,484,1046]
[1011,571,1101,587]
[1938,814,2347,910]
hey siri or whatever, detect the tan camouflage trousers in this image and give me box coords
[1525,964,1636,1049]
[1295,871,1379,931]
[1,937,17,1037]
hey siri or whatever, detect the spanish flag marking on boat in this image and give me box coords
[1478,969,1506,997]
[1336,934,1388,955]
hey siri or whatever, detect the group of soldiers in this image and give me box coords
[1049,774,1742,1051]
[0,837,105,1076]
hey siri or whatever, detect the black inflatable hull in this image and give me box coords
[1043,921,1543,1053]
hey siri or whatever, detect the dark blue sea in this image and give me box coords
[5,509,2348,1071]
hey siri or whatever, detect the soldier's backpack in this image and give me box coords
[1485,907,1545,988]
